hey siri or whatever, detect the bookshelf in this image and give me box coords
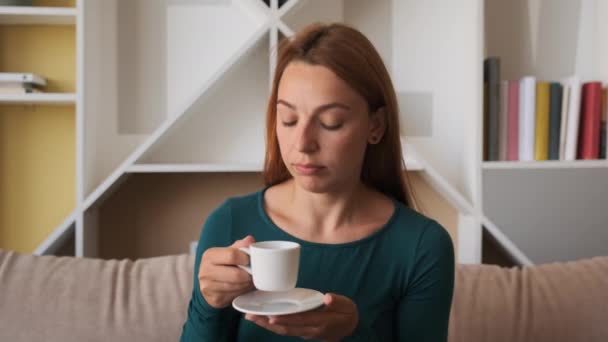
[0,0,77,254]
[1,0,479,263]
[483,0,608,264]
[9,0,602,266]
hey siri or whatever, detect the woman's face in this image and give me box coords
[276,61,383,193]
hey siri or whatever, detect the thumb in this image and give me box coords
[230,235,256,249]
[323,293,354,313]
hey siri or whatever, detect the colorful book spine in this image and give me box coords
[599,87,607,159]
[558,84,570,160]
[548,83,563,160]
[507,80,519,161]
[535,82,550,160]
[564,77,582,160]
[499,81,509,160]
[577,82,602,159]
[484,57,501,161]
[519,76,536,161]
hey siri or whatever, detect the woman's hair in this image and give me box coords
[263,22,418,210]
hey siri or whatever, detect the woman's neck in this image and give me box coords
[285,179,369,237]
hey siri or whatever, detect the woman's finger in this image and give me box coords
[201,264,251,284]
[205,247,250,267]
[323,293,355,313]
[205,279,253,293]
[246,315,322,339]
[268,311,328,326]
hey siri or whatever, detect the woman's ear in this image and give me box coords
[368,106,387,144]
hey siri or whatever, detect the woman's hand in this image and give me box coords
[199,235,256,308]
[245,293,359,341]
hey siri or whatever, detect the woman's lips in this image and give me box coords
[293,164,325,175]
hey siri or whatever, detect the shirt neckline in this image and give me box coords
[256,185,401,249]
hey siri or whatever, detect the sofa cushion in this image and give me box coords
[1,249,607,342]
[449,256,608,342]
[0,249,194,342]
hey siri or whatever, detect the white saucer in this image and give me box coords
[232,288,325,316]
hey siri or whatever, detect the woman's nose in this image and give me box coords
[295,123,319,153]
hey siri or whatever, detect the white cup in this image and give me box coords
[239,241,300,292]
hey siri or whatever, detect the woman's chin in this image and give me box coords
[292,176,333,194]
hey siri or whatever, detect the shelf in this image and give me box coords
[0,6,76,25]
[483,160,608,170]
[128,163,263,173]
[128,156,423,174]
[0,93,76,105]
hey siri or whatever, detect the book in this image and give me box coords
[600,88,607,159]
[534,82,550,160]
[548,82,563,160]
[484,57,501,161]
[577,82,602,159]
[558,84,570,160]
[519,76,536,161]
[483,82,488,161]
[564,77,582,160]
[506,80,519,161]
[0,73,46,87]
[498,80,509,160]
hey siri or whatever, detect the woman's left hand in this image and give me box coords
[245,293,358,341]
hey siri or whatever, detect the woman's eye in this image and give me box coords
[281,121,297,127]
[321,123,343,130]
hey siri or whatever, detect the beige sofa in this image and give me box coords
[0,249,606,342]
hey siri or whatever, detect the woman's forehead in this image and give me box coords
[278,62,365,107]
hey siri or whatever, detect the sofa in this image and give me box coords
[0,249,606,342]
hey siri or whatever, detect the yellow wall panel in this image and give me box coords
[0,105,75,253]
[0,25,75,93]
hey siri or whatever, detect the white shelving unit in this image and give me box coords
[0,93,76,105]
[24,0,481,263]
[27,0,605,265]
[0,6,76,25]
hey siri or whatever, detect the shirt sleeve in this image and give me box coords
[180,200,241,342]
[396,220,455,341]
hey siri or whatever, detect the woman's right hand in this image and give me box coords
[199,235,256,309]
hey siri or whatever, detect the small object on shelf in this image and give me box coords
[0,72,46,87]
[0,0,32,5]
[0,72,46,94]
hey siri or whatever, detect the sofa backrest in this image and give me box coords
[451,257,608,342]
[0,250,193,342]
[1,249,607,342]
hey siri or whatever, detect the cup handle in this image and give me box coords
[237,247,252,274]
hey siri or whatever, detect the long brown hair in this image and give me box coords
[263,22,418,209]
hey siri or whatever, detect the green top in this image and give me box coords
[180,188,454,341]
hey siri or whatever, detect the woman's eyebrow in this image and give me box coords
[277,99,351,114]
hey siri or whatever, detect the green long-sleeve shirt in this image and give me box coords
[180,188,454,341]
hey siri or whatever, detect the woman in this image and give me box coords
[181,23,454,341]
